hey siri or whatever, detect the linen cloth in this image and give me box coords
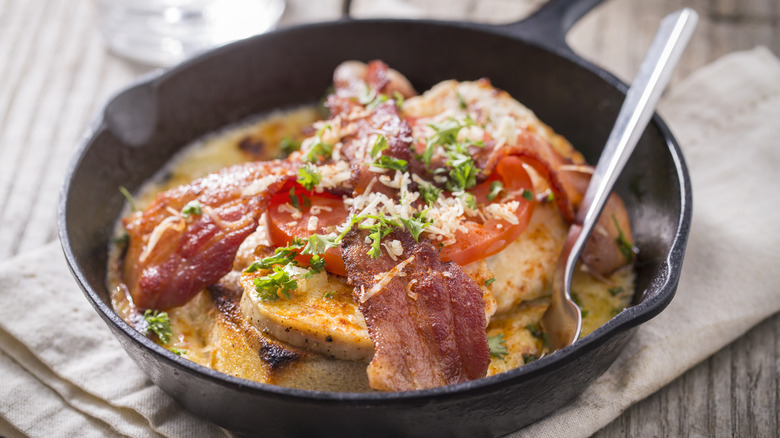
[1,46,778,438]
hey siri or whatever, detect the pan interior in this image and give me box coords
[62,19,684,398]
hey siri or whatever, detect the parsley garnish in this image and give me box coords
[581,309,590,318]
[522,353,538,364]
[418,182,442,206]
[279,137,301,156]
[461,192,477,210]
[113,232,129,246]
[361,215,398,258]
[521,189,534,201]
[181,200,202,218]
[485,277,496,286]
[422,117,474,167]
[445,150,478,191]
[119,186,136,211]
[612,214,635,262]
[144,310,172,344]
[392,91,404,108]
[488,333,508,359]
[456,92,467,110]
[297,165,322,190]
[608,286,624,297]
[324,291,335,299]
[307,255,326,275]
[169,347,187,356]
[304,125,333,163]
[487,181,505,202]
[525,323,542,339]
[399,211,430,242]
[288,187,311,211]
[302,233,340,255]
[370,134,389,158]
[373,155,408,172]
[253,265,299,301]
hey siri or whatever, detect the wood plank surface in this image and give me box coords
[0,0,776,436]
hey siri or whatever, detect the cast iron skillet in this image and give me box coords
[59,0,692,436]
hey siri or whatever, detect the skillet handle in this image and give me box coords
[499,0,607,54]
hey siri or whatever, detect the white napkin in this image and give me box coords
[1,47,779,437]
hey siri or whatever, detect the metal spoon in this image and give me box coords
[541,8,698,352]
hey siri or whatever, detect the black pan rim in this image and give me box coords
[58,15,693,405]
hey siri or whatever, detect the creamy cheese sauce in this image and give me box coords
[108,102,633,392]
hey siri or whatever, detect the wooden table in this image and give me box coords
[0,0,776,435]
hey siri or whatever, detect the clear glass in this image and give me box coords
[96,0,286,67]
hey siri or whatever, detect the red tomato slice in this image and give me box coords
[267,185,349,276]
[266,156,534,275]
[439,155,535,266]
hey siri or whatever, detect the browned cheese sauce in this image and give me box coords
[109,96,634,392]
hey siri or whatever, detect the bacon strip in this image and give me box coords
[478,131,634,276]
[342,229,490,391]
[122,161,295,309]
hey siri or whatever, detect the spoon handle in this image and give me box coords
[568,9,698,270]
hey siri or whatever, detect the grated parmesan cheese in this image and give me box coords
[484,201,520,225]
[360,256,416,303]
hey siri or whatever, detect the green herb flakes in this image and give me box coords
[612,214,636,262]
[181,200,202,218]
[297,165,322,190]
[119,186,137,211]
[487,181,505,202]
[144,310,172,344]
[488,333,508,359]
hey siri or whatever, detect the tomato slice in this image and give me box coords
[267,184,350,276]
[266,156,534,275]
[439,155,535,266]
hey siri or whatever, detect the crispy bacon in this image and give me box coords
[479,131,634,276]
[122,161,295,309]
[342,229,490,391]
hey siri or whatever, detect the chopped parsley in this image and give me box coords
[418,182,442,206]
[456,92,467,110]
[144,310,172,344]
[445,149,479,191]
[487,181,505,202]
[399,211,430,242]
[392,91,404,108]
[370,134,390,158]
[525,323,542,339]
[304,125,333,163]
[113,232,129,246]
[522,353,538,364]
[288,188,311,211]
[612,214,636,262]
[181,200,202,218]
[488,333,508,359]
[521,189,534,201]
[279,137,301,156]
[608,286,624,297]
[421,117,474,167]
[460,192,477,210]
[253,265,299,301]
[302,233,340,255]
[169,347,187,356]
[359,214,399,259]
[119,186,136,211]
[372,155,408,172]
[297,165,322,190]
[324,291,335,299]
[485,277,496,286]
